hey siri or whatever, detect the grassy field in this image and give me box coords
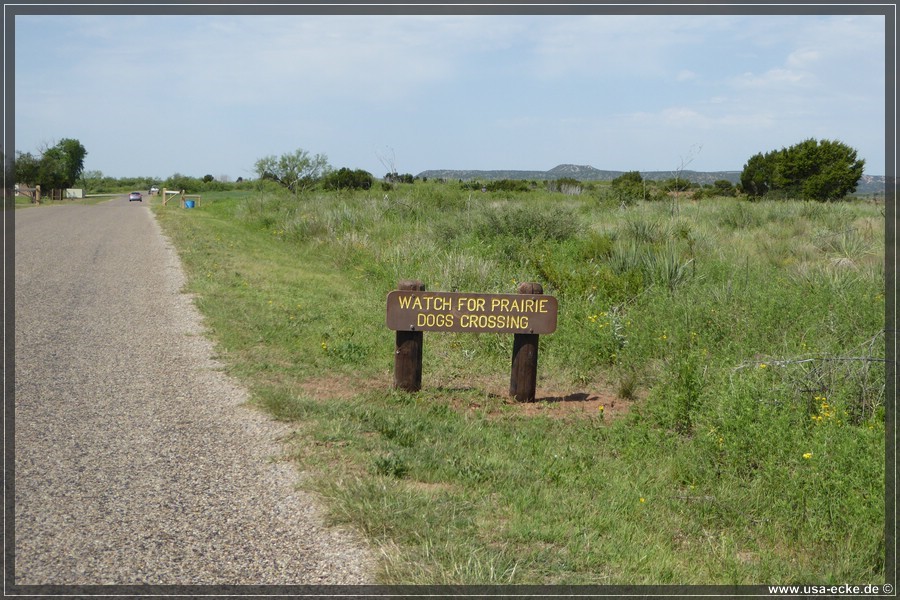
[152,182,885,585]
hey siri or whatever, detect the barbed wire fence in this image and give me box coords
[734,329,887,424]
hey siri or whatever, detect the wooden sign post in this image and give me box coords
[386,280,557,401]
[510,282,543,402]
[393,280,425,392]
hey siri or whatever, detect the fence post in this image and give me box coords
[393,279,425,392]
[510,282,542,402]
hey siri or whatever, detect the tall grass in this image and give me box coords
[153,184,885,585]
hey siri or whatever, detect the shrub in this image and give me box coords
[475,205,578,242]
[610,171,646,205]
[384,172,415,184]
[486,179,532,193]
[164,172,203,193]
[550,177,583,195]
[323,167,375,191]
[713,179,737,197]
[580,231,616,261]
[661,177,698,193]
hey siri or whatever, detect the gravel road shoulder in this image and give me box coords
[14,199,376,585]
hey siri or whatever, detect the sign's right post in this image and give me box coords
[510,282,543,402]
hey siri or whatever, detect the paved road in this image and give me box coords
[14,196,374,585]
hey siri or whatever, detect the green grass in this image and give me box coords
[152,184,885,585]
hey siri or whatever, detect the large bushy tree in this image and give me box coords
[13,151,41,185]
[740,138,864,201]
[254,148,330,194]
[165,172,202,192]
[14,138,88,190]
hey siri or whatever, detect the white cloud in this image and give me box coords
[661,107,705,126]
[726,15,882,93]
[172,15,523,105]
[732,67,813,89]
[24,15,513,110]
[627,105,776,132]
[786,48,821,68]
[528,14,744,79]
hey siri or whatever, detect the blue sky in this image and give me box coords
[14,10,888,180]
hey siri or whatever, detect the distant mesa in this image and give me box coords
[416,164,886,195]
[418,164,743,186]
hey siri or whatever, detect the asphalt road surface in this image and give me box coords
[14,195,374,586]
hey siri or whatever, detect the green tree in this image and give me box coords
[58,138,88,186]
[80,169,104,192]
[611,171,645,204]
[323,167,374,191]
[165,172,202,192]
[740,139,864,201]
[42,138,88,189]
[740,151,775,197]
[14,139,87,190]
[384,172,414,184]
[712,179,737,197]
[661,177,696,193]
[13,151,41,185]
[254,148,330,194]
[487,179,532,193]
[37,148,68,190]
[791,138,865,201]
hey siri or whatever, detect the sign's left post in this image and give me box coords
[393,280,426,392]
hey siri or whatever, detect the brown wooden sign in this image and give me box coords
[386,290,557,334]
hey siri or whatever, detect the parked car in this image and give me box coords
[129,191,143,202]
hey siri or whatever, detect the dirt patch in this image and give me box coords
[509,390,633,420]
[429,375,637,422]
[298,372,639,422]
